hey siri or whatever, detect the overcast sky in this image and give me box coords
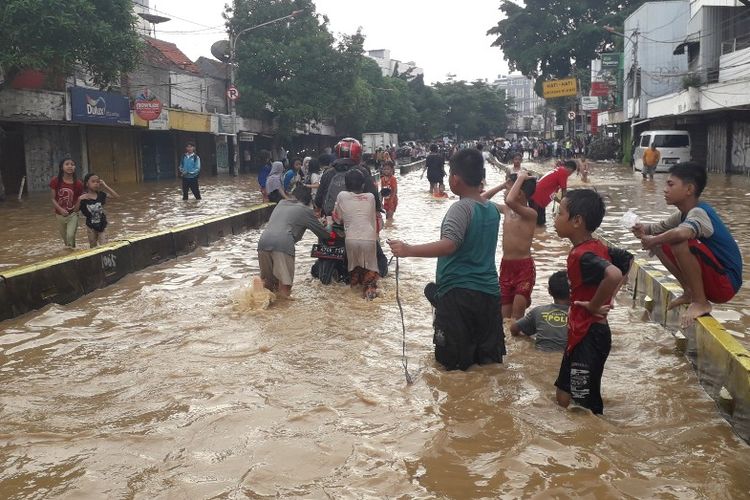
[149,0,511,84]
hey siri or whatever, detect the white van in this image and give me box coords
[633,130,691,173]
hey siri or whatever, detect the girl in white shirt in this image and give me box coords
[333,168,381,299]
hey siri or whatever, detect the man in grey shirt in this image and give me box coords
[510,270,569,352]
[258,186,331,298]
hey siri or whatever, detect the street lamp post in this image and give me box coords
[228,10,303,175]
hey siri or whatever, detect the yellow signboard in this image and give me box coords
[542,78,578,99]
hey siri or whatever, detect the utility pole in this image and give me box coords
[228,10,303,176]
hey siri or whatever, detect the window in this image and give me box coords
[640,135,650,147]
[653,135,689,148]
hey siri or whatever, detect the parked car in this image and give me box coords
[634,130,691,173]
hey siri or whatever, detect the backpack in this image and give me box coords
[323,169,348,215]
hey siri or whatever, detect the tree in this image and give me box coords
[434,80,512,139]
[227,0,360,138]
[0,0,142,88]
[487,0,646,93]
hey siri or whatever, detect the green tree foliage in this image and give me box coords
[487,0,646,94]
[227,0,511,140]
[228,0,355,138]
[435,80,512,139]
[0,0,142,87]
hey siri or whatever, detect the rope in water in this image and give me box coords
[393,256,414,385]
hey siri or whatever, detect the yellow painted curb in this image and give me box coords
[601,234,750,443]
[0,203,276,322]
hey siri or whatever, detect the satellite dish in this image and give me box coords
[138,13,171,24]
[211,40,231,62]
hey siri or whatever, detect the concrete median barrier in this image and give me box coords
[0,277,13,322]
[399,158,426,176]
[128,230,176,272]
[203,216,234,244]
[171,222,209,255]
[0,202,275,323]
[75,241,134,292]
[1,254,84,317]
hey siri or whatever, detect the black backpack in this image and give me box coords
[323,169,347,216]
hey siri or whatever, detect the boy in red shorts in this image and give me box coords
[499,171,539,320]
[632,162,742,327]
[554,189,633,414]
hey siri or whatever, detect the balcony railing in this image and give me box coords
[722,35,750,55]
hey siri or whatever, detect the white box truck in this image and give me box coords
[362,132,399,155]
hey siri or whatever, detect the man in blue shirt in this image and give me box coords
[179,142,201,200]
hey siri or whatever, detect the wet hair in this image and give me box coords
[345,168,365,192]
[513,153,523,160]
[449,148,484,187]
[292,185,312,205]
[669,161,707,197]
[83,172,98,191]
[55,157,77,193]
[292,157,303,167]
[186,141,195,147]
[383,160,394,168]
[562,160,578,171]
[307,158,320,175]
[319,153,332,167]
[508,173,537,199]
[430,144,438,153]
[548,270,570,300]
[563,189,606,232]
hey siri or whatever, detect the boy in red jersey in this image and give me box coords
[553,189,633,414]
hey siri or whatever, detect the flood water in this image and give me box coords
[1,163,750,497]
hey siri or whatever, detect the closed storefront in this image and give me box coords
[87,127,140,184]
[0,123,27,196]
[141,131,176,181]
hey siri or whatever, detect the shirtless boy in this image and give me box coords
[497,171,538,320]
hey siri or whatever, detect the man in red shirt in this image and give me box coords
[529,160,577,226]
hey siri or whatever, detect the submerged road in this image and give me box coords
[1,162,749,497]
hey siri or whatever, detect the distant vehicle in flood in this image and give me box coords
[634,130,691,173]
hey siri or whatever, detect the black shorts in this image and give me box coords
[554,322,612,414]
[427,171,445,184]
[433,288,505,371]
[529,200,546,226]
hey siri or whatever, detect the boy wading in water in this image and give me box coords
[553,190,632,414]
[388,148,504,371]
[632,162,742,326]
[498,170,539,321]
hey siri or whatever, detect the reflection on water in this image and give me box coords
[1,163,749,497]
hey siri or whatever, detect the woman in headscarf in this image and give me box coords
[265,161,286,203]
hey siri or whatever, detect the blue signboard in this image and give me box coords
[70,87,131,125]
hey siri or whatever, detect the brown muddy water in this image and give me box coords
[1,163,749,498]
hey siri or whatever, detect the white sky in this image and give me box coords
[148,0,510,84]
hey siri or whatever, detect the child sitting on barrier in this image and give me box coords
[333,169,381,300]
[388,148,504,371]
[380,160,398,220]
[510,270,569,352]
[257,185,331,298]
[553,189,633,415]
[631,162,742,327]
[75,173,119,248]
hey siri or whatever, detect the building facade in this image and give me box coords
[493,74,548,136]
[366,49,424,79]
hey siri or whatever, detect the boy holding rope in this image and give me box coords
[388,148,504,371]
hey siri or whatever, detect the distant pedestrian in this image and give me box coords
[304,158,322,198]
[642,143,660,180]
[423,144,446,194]
[76,173,119,248]
[179,142,201,200]
[258,150,272,201]
[50,157,83,248]
[284,158,303,194]
[265,161,286,203]
[380,160,398,220]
